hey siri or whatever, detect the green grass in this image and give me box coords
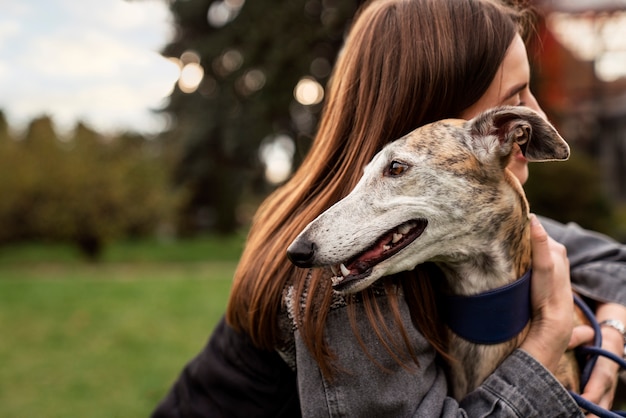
[0,237,240,418]
[0,233,247,265]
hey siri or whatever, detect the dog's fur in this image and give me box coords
[287,106,581,399]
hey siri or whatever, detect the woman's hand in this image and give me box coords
[520,214,574,374]
[568,302,626,414]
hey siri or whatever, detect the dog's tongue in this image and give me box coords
[347,246,386,273]
[331,219,428,291]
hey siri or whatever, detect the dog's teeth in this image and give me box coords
[392,233,402,244]
[331,275,343,286]
[398,224,411,235]
[340,263,351,277]
[330,265,338,275]
[383,244,391,251]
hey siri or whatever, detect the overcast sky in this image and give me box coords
[0,0,179,135]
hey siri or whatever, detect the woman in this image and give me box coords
[153,0,626,416]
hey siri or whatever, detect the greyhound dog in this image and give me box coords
[286,106,581,399]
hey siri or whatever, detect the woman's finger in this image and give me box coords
[568,325,595,350]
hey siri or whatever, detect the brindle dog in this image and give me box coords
[287,106,583,399]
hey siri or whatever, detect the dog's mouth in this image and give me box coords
[330,219,428,291]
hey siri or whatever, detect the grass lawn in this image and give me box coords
[4,237,625,416]
[0,238,240,418]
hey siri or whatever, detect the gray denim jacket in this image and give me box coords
[282,217,626,417]
[540,216,626,306]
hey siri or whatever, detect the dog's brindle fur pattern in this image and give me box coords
[288,106,581,399]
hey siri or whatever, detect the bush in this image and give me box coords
[0,116,180,259]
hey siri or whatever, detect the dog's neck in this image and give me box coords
[438,175,532,297]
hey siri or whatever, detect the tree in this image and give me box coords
[0,110,9,142]
[161,0,361,234]
[0,111,29,242]
[0,116,179,259]
[21,115,60,151]
[5,116,61,241]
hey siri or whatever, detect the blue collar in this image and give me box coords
[441,270,531,345]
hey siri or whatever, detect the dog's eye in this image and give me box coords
[385,161,408,177]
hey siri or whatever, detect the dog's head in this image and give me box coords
[287,106,569,294]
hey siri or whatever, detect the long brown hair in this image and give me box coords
[226,0,531,376]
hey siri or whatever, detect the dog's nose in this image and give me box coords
[287,239,316,268]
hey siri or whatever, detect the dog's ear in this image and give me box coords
[467,106,570,165]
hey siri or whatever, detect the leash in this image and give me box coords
[570,294,626,418]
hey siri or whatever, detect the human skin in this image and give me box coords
[460,34,626,412]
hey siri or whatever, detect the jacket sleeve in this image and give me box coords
[151,316,300,418]
[539,216,626,306]
[295,296,583,418]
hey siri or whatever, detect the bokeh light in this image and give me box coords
[207,0,246,28]
[213,49,243,78]
[236,68,266,96]
[178,62,204,93]
[548,11,626,82]
[180,50,201,65]
[259,134,295,184]
[221,49,243,73]
[310,57,332,79]
[294,77,324,105]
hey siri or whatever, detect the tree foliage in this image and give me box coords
[0,116,179,259]
[525,147,616,236]
[161,0,361,234]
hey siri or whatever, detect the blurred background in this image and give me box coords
[0,0,625,416]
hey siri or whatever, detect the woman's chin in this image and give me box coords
[510,164,529,185]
